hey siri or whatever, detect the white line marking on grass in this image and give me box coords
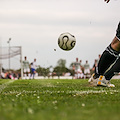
[0,80,16,93]
[69,90,119,96]
[1,87,119,97]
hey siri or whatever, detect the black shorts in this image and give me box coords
[116,22,120,40]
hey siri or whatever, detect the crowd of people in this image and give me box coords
[0,56,38,80]
[22,55,103,80]
[72,55,101,79]
[0,55,102,80]
[0,71,21,80]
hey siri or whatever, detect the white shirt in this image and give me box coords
[31,61,37,69]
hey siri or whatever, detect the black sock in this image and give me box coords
[104,57,120,80]
[95,44,119,78]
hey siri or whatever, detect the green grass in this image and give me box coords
[0,79,120,120]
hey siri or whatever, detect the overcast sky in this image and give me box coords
[0,0,120,69]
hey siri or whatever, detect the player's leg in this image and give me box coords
[84,69,87,79]
[86,69,90,78]
[95,44,119,77]
[30,68,33,79]
[33,71,35,79]
[75,69,78,79]
[104,57,120,80]
[95,22,120,78]
[23,69,27,79]
[89,22,120,85]
[88,46,118,85]
[97,22,120,87]
[96,58,120,87]
[27,68,31,79]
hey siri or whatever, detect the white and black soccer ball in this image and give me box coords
[58,32,76,51]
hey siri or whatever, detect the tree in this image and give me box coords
[57,59,66,68]
[53,59,70,76]
[36,66,50,76]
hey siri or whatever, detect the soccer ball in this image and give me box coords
[58,32,76,51]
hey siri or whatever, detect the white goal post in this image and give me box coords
[0,46,23,79]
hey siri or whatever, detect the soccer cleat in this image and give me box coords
[97,75,115,87]
[88,73,98,86]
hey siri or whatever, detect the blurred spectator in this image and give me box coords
[23,56,30,79]
[72,58,84,79]
[91,54,101,74]
[74,58,80,72]
[64,72,71,76]
[77,68,84,79]
[84,60,90,78]
[30,58,38,79]
[79,60,84,72]
[72,58,80,79]
[92,59,98,73]
[0,71,20,79]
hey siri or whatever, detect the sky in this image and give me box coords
[0,0,120,69]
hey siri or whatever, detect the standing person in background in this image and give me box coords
[90,54,101,75]
[23,56,30,79]
[84,60,90,79]
[77,66,84,79]
[74,58,80,72]
[79,60,83,72]
[91,59,98,74]
[30,58,38,79]
[77,59,84,79]
[72,58,80,79]
[71,58,84,79]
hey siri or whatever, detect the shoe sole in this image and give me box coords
[97,81,107,87]
[97,84,107,87]
[97,82,115,87]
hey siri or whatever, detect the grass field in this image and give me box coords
[0,79,120,120]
